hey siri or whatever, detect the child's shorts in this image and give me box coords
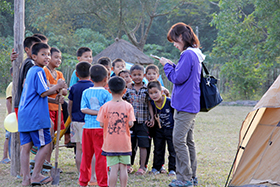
[131,122,151,148]
[49,110,65,131]
[20,128,51,149]
[106,155,130,167]
[70,121,84,143]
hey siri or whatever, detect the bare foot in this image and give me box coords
[21,178,30,186]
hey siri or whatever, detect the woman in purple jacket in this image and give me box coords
[160,22,205,187]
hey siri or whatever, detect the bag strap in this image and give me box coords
[201,62,210,76]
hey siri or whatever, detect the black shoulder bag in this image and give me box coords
[200,62,223,112]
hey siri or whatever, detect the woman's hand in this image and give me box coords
[160,57,174,66]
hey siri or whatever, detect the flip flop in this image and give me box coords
[88,181,98,186]
[135,168,146,175]
[127,166,134,174]
[0,158,10,164]
[31,176,52,186]
[30,160,53,169]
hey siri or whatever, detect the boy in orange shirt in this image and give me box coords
[97,76,135,187]
[44,47,68,133]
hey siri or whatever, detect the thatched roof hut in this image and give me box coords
[92,38,154,65]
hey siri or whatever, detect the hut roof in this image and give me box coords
[92,38,154,65]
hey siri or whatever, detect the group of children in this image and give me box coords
[6,33,178,187]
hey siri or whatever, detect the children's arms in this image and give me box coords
[99,122,104,128]
[147,101,154,127]
[129,121,134,128]
[162,86,170,97]
[81,108,98,116]
[10,48,19,62]
[6,97,12,114]
[41,79,66,97]
[62,88,68,96]
[68,100,73,120]
[47,81,68,96]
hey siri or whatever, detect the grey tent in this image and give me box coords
[92,38,154,65]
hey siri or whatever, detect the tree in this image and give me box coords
[69,0,190,51]
[0,0,13,37]
[211,0,280,99]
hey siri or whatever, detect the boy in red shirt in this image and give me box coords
[97,76,135,187]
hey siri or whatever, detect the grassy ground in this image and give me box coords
[0,97,253,187]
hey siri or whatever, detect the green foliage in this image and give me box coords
[0,1,12,13]
[0,37,13,93]
[0,0,13,37]
[212,0,280,100]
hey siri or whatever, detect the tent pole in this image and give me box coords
[224,109,260,187]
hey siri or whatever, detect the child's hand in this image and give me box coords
[10,48,19,62]
[149,119,154,127]
[55,92,64,104]
[58,96,64,104]
[127,82,133,89]
[129,121,134,128]
[163,87,170,97]
[57,79,67,89]
[145,120,154,128]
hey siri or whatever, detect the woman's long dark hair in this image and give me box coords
[167,22,200,50]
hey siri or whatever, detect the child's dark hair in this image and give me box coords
[90,64,108,82]
[33,33,48,42]
[76,61,91,78]
[97,57,111,67]
[108,76,126,94]
[147,80,162,91]
[118,69,130,76]
[23,36,41,49]
[10,67,13,75]
[167,22,200,50]
[31,42,50,55]
[130,64,144,74]
[50,47,61,56]
[145,64,159,74]
[112,58,125,67]
[76,47,92,57]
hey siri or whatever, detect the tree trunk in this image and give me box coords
[11,0,25,177]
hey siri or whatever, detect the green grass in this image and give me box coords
[0,97,253,187]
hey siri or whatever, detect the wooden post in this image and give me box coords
[11,0,25,177]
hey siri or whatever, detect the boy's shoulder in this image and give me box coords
[102,100,133,110]
[71,80,93,90]
[28,65,42,73]
[22,57,34,67]
[126,83,148,92]
[83,87,111,96]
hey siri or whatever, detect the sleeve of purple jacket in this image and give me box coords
[163,52,193,85]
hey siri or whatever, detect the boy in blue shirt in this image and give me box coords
[147,80,176,176]
[69,47,93,87]
[18,43,66,186]
[79,64,112,187]
[68,61,96,185]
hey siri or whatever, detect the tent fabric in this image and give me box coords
[229,75,280,186]
[92,38,154,65]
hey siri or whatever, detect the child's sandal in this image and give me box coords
[135,168,146,175]
[127,166,134,174]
